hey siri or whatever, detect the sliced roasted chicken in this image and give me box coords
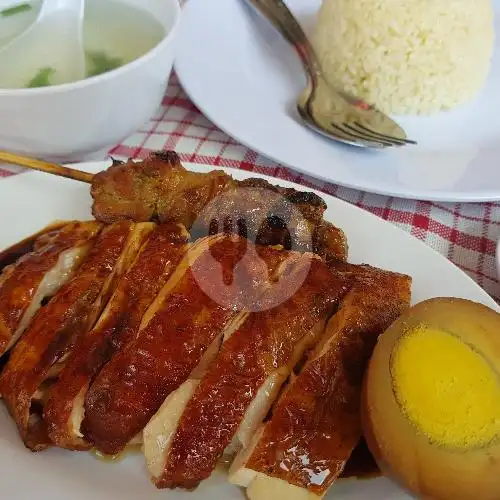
[143,257,351,490]
[229,263,411,500]
[83,235,295,456]
[43,224,190,450]
[0,221,102,357]
[0,221,153,451]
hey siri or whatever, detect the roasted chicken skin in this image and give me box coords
[91,152,231,228]
[0,221,102,357]
[0,221,152,450]
[43,224,190,450]
[147,256,351,490]
[229,262,411,499]
[90,151,347,262]
[83,235,299,456]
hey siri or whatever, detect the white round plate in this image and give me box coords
[0,161,497,500]
[175,0,500,202]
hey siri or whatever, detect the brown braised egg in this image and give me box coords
[362,297,500,500]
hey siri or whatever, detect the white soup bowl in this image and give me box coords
[0,0,181,162]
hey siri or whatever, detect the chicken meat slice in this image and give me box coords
[143,256,351,490]
[44,224,190,450]
[229,263,411,500]
[0,221,102,357]
[83,235,295,456]
[0,221,152,451]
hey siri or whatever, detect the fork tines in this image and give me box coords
[347,122,417,147]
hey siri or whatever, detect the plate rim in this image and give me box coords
[175,0,500,203]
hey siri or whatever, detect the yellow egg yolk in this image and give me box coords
[390,325,500,449]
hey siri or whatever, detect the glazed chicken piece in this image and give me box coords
[195,177,324,250]
[44,224,190,450]
[313,221,348,265]
[0,221,153,451]
[195,178,347,262]
[229,263,411,499]
[0,221,102,357]
[142,256,351,490]
[91,151,231,227]
[83,235,298,456]
[90,151,347,262]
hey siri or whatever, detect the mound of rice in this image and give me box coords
[312,0,495,115]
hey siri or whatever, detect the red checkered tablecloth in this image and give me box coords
[2,74,499,302]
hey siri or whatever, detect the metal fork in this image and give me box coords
[244,0,417,149]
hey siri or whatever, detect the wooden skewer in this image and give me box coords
[0,151,94,184]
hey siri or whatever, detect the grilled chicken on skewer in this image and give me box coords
[0,221,153,450]
[143,256,350,490]
[92,152,230,228]
[91,151,323,228]
[229,263,411,500]
[93,152,347,262]
[0,221,102,357]
[0,150,347,263]
[44,224,190,450]
[83,235,300,456]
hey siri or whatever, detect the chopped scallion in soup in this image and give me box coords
[0,3,32,17]
[26,66,55,88]
[85,51,124,77]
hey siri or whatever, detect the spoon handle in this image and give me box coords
[242,0,321,80]
[38,0,86,22]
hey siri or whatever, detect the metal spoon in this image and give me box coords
[0,0,85,89]
[243,0,416,148]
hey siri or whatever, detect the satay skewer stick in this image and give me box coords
[0,151,93,184]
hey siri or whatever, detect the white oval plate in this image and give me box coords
[175,0,500,202]
[0,161,497,500]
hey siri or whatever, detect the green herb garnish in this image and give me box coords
[1,2,32,17]
[86,51,124,77]
[26,67,55,88]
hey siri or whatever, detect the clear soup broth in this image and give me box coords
[0,0,166,88]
